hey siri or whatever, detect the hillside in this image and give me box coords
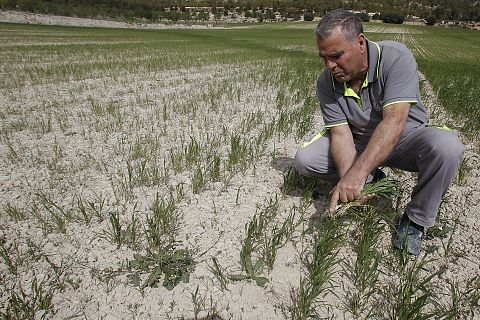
[0,0,479,23]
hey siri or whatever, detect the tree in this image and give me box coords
[425,15,436,25]
[355,12,370,22]
[303,12,314,21]
[382,12,405,24]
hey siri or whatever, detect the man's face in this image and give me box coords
[316,27,366,83]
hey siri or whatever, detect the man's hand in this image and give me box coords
[329,168,368,211]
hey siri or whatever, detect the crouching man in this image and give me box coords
[295,10,464,255]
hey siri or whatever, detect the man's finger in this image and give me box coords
[329,191,339,212]
[357,193,375,205]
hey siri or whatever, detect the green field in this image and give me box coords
[0,21,479,319]
[1,22,478,133]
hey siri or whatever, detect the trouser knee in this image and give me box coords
[294,148,314,177]
[429,133,464,167]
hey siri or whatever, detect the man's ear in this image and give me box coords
[357,33,367,53]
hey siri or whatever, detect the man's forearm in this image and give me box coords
[331,134,357,178]
[351,105,409,177]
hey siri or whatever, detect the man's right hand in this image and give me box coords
[329,168,368,211]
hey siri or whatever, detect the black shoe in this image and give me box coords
[371,168,386,183]
[312,184,331,200]
[393,213,424,256]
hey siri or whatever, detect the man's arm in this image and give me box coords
[330,124,356,178]
[329,102,410,210]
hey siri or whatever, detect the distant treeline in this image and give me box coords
[0,0,478,22]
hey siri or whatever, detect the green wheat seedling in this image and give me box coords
[3,202,25,222]
[227,134,249,172]
[103,211,124,248]
[30,193,73,234]
[75,195,95,225]
[282,166,304,195]
[438,277,480,319]
[144,192,179,249]
[207,153,221,183]
[282,166,319,198]
[264,207,302,271]
[456,155,477,186]
[229,196,280,287]
[89,266,122,293]
[342,208,384,318]
[289,220,344,319]
[190,285,221,320]
[5,138,21,163]
[0,276,55,320]
[208,257,229,292]
[75,193,106,223]
[390,255,442,320]
[44,256,80,291]
[191,285,206,319]
[0,241,17,275]
[329,177,401,216]
[31,113,52,136]
[111,172,135,203]
[169,148,184,173]
[135,159,164,187]
[192,166,207,194]
[466,275,480,318]
[185,136,201,169]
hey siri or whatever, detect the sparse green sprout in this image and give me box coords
[456,155,477,186]
[104,212,124,248]
[209,257,229,292]
[1,276,55,320]
[0,241,17,275]
[30,193,73,234]
[3,202,25,222]
[289,220,343,319]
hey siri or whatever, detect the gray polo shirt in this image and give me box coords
[317,39,429,147]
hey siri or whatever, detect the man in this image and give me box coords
[295,10,464,255]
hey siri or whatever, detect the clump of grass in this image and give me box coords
[128,245,195,291]
[282,166,320,198]
[456,155,477,186]
[30,193,73,234]
[343,207,385,318]
[387,255,442,320]
[144,192,179,248]
[230,197,279,287]
[208,257,229,292]
[0,241,18,275]
[74,193,106,224]
[122,190,195,291]
[230,196,302,287]
[329,177,401,216]
[1,276,55,320]
[289,219,344,319]
[3,202,25,222]
[102,210,139,249]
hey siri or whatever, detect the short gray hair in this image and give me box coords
[316,10,363,42]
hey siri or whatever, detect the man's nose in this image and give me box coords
[325,59,337,70]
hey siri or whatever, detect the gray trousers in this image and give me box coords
[295,124,465,227]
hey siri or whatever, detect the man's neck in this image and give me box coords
[349,44,369,94]
[349,71,367,95]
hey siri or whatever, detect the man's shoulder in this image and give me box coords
[316,69,337,100]
[317,68,331,85]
